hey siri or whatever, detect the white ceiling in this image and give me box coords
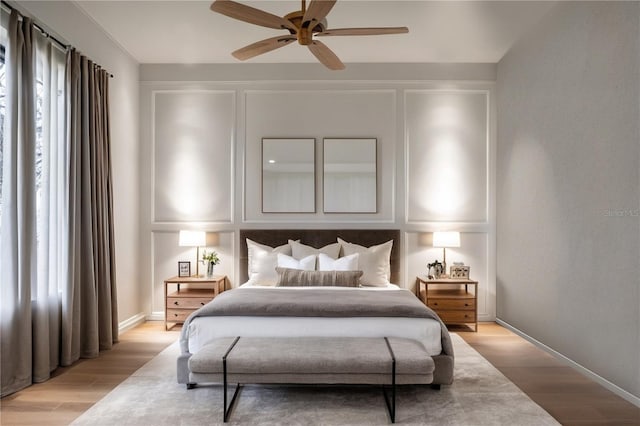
[75,0,557,64]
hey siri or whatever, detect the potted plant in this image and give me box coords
[202,250,220,278]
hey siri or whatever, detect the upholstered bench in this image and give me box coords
[186,336,436,423]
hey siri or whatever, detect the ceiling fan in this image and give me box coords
[210,0,409,70]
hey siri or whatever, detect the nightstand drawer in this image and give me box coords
[164,275,227,330]
[166,309,193,322]
[437,310,476,324]
[427,298,475,310]
[167,297,211,309]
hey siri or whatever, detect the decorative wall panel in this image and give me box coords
[244,89,396,222]
[153,91,234,223]
[406,91,488,223]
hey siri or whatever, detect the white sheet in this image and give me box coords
[187,316,442,355]
[185,284,443,356]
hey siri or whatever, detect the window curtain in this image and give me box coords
[0,10,117,397]
[63,49,118,364]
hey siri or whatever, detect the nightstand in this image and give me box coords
[164,275,227,330]
[416,276,478,332]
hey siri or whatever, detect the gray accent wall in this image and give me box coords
[497,2,640,399]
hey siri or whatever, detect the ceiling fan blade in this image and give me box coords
[302,0,337,28]
[317,27,409,37]
[308,40,344,70]
[232,35,297,60]
[211,0,296,32]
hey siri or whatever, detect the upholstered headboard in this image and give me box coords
[239,229,401,285]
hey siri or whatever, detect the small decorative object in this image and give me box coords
[178,261,191,277]
[427,260,444,279]
[450,265,470,279]
[202,250,220,278]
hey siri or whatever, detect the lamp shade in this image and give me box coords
[433,231,460,248]
[178,230,206,247]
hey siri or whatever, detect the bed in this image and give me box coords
[177,229,454,389]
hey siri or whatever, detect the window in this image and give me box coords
[0,17,6,283]
[0,39,5,231]
[0,16,66,288]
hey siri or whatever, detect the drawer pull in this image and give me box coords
[174,301,179,305]
[200,302,205,306]
[465,303,469,307]
[433,302,438,306]
[174,313,179,317]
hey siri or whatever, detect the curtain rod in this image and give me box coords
[1,0,114,78]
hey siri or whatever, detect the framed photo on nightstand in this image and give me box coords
[450,265,470,279]
[178,261,191,277]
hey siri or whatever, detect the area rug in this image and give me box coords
[71,334,559,425]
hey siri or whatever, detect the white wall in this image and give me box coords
[139,64,497,322]
[15,1,142,328]
[497,2,639,401]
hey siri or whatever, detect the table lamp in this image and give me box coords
[179,230,206,277]
[432,231,460,278]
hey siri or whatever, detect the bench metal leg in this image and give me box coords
[430,384,441,391]
[186,383,196,390]
[383,337,396,423]
[223,337,241,423]
[223,382,241,423]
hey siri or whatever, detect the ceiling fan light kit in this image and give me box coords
[210,0,409,70]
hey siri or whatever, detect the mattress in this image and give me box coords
[184,284,443,356]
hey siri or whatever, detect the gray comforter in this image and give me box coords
[180,287,453,356]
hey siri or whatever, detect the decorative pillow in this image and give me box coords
[275,267,363,287]
[246,239,293,286]
[277,253,316,271]
[289,240,341,260]
[337,238,393,287]
[318,253,359,271]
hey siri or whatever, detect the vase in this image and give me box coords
[206,261,215,278]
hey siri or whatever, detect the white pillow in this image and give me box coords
[246,239,292,286]
[277,253,317,271]
[337,238,393,287]
[289,240,341,260]
[318,253,359,271]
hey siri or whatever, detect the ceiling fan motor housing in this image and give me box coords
[284,11,326,45]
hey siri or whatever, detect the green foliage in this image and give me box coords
[202,249,220,265]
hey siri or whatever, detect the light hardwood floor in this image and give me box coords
[1,322,638,425]
[458,323,640,426]
[0,322,179,425]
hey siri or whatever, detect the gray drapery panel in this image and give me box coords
[0,9,118,397]
[0,9,38,397]
[62,50,118,365]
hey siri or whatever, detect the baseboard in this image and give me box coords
[118,313,146,334]
[496,318,640,408]
[147,311,164,321]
